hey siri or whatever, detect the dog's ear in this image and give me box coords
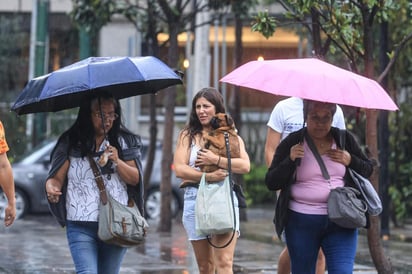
[225,114,234,127]
[210,115,220,129]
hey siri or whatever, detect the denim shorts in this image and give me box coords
[182,185,240,241]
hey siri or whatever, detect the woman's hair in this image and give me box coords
[183,87,226,143]
[59,92,133,157]
[303,99,337,122]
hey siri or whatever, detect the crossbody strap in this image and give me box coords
[223,131,236,243]
[305,133,330,182]
[87,154,108,205]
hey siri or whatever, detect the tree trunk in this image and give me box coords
[158,22,179,232]
[143,10,160,193]
[143,94,158,192]
[310,7,322,57]
[363,9,394,272]
[378,21,391,239]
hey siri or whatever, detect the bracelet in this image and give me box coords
[216,155,221,167]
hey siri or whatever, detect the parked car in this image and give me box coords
[140,139,183,220]
[0,138,183,220]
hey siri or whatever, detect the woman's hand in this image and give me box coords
[327,149,351,166]
[205,168,228,183]
[290,143,304,162]
[45,178,63,203]
[107,145,119,166]
[195,148,219,168]
[45,160,69,204]
[4,203,15,227]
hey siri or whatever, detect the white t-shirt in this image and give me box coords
[267,97,346,140]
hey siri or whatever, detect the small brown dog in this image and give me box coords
[201,113,240,173]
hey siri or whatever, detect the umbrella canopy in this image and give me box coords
[220,58,398,111]
[12,56,183,115]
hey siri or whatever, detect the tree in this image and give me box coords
[253,1,412,272]
[228,0,259,221]
[384,0,412,228]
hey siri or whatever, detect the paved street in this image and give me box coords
[0,207,410,273]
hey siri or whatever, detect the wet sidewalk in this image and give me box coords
[240,207,412,274]
[0,207,411,273]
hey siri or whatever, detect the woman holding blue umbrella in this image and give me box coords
[45,92,143,274]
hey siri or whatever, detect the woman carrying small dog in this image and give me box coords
[173,87,250,273]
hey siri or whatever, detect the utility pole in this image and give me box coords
[28,0,49,148]
[79,27,91,59]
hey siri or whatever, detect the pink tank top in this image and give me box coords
[289,141,345,215]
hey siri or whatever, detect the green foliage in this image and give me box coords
[0,15,29,102]
[385,0,412,225]
[1,109,27,163]
[251,10,277,39]
[264,0,400,68]
[389,184,412,226]
[243,164,276,206]
[70,0,117,33]
[208,0,231,10]
[232,0,259,17]
[388,102,412,224]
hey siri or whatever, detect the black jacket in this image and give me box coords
[265,127,374,238]
[46,133,144,227]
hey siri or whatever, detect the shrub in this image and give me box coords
[243,163,276,206]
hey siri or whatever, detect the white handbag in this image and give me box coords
[195,132,237,248]
[195,173,235,236]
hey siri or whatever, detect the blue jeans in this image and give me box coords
[285,210,358,274]
[66,221,127,274]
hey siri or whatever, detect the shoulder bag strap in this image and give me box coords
[207,132,236,248]
[304,133,330,182]
[87,154,108,205]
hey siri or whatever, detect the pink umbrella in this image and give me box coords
[220,58,398,111]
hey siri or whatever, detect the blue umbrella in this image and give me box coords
[11,56,183,115]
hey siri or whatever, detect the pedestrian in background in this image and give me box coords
[265,100,373,274]
[174,87,250,273]
[0,121,16,226]
[264,97,345,274]
[45,93,143,274]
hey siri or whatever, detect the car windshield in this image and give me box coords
[18,140,56,165]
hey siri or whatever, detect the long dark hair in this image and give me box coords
[183,87,226,143]
[58,92,134,157]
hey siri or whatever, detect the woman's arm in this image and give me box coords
[45,160,69,203]
[211,136,250,174]
[114,158,139,185]
[265,134,299,191]
[173,130,205,183]
[0,152,15,226]
[345,131,374,178]
[116,134,142,185]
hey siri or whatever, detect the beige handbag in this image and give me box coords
[88,155,148,247]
